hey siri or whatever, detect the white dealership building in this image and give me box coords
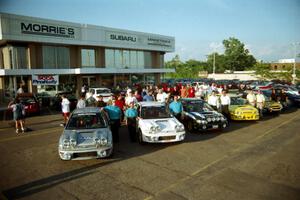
[0,13,175,101]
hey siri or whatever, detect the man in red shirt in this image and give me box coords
[187,85,195,98]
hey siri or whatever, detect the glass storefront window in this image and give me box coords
[144,51,152,68]
[137,51,144,68]
[42,45,70,69]
[105,49,149,69]
[105,49,115,68]
[8,46,28,69]
[123,50,130,68]
[115,50,122,68]
[130,51,137,68]
[81,49,95,67]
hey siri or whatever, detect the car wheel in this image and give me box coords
[138,129,145,144]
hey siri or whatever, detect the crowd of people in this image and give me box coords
[8,81,290,138]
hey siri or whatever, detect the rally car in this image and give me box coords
[229,96,259,121]
[180,98,228,132]
[137,102,185,143]
[58,107,113,160]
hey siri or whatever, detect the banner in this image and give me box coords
[32,75,59,85]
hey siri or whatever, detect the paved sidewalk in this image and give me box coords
[0,113,62,129]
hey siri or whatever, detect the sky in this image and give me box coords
[0,0,299,62]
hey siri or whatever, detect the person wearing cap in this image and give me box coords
[256,90,265,117]
[169,95,183,121]
[125,102,138,142]
[103,100,122,143]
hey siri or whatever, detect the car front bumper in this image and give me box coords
[142,131,185,143]
[230,114,259,121]
[58,145,113,160]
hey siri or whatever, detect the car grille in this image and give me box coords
[76,144,96,149]
[73,152,97,158]
[158,136,176,141]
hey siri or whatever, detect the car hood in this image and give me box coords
[61,128,111,145]
[229,105,257,112]
[139,118,182,131]
[185,111,223,120]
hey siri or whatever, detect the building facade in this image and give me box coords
[0,13,175,101]
[270,58,300,71]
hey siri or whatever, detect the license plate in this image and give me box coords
[212,125,218,129]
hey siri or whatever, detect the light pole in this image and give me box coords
[213,52,216,75]
[292,42,300,84]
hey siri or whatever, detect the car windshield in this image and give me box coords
[182,100,214,112]
[66,113,107,129]
[96,89,111,94]
[141,106,171,119]
[231,97,247,105]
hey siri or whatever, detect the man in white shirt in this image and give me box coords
[125,91,138,106]
[246,90,256,107]
[61,95,70,126]
[256,90,265,117]
[207,91,220,111]
[156,89,168,103]
[220,90,231,117]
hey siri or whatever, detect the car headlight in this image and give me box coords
[70,139,77,147]
[235,111,241,115]
[63,139,71,149]
[196,120,201,124]
[100,137,108,145]
[175,124,184,132]
[207,117,212,122]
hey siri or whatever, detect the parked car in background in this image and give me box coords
[16,93,40,115]
[180,98,228,132]
[229,95,259,121]
[58,107,113,160]
[137,102,185,143]
[88,87,113,103]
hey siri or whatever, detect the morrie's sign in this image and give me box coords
[21,22,75,38]
[32,75,59,85]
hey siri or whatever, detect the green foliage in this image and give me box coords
[207,37,256,72]
[252,62,274,79]
[165,55,208,78]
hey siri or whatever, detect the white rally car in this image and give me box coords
[137,102,186,143]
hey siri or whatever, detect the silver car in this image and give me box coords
[58,107,113,160]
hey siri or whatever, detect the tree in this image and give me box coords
[223,37,256,71]
[206,53,227,73]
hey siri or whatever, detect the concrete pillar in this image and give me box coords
[0,77,5,104]
[76,75,83,98]
[154,73,161,85]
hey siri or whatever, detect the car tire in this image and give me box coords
[138,129,145,145]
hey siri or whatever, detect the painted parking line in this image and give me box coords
[143,112,300,200]
[0,127,63,143]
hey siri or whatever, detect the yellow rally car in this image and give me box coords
[229,96,259,121]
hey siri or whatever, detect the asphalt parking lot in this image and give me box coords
[0,109,300,200]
